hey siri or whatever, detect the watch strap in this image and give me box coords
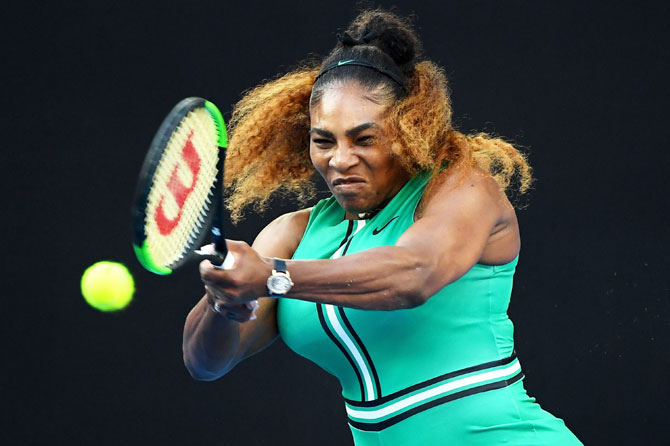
[273,258,287,273]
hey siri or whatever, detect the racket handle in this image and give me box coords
[200,252,235,270]
[211,225,227,257]
[196,249,235,269]
[220,252,235,270]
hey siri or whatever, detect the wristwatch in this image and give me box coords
[266,258,294,297]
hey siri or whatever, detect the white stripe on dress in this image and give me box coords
[346,359,521,420]
[325,220,376,400]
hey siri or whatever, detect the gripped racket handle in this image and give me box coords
[199,251,235,270]
[209,142,233,270]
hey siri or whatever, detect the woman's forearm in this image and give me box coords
[182,296,243,380]
[285,245,436,310]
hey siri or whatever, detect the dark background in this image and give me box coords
[4,1,669,445]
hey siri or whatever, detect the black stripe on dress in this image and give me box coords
[316,303,365,400]
[338,306,382,400]
[338,220,355,249]
[348,371,524,432]
[341,236,355,256]
[344,352,518,407]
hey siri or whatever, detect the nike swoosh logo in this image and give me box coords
[372,216,399,235]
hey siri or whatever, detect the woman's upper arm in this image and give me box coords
[396,170,513,294]
[235,208,311,358]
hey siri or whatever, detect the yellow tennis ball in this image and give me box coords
[81,261,135,311]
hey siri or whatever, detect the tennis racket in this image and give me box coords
[131,97,234,275]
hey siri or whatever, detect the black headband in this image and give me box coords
[314,59,409,92]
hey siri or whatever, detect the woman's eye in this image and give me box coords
[357,136,375,145]
[312,138,333,146]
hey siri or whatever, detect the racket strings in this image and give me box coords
[145,108,220,267]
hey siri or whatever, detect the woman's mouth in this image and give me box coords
[332,177,366,192]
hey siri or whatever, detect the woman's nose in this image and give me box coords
[329,144,359,171]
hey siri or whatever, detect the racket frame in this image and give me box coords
[131,97,228,275]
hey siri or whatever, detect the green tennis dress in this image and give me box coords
[277,173,582,445]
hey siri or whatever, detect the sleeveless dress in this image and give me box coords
[277,173,582,445]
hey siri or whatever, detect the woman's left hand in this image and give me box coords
[199,240,274,305]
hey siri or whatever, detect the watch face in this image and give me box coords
[268,274,292,294]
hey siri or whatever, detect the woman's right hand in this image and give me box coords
[183,208,310,380]
[204,285,259,323]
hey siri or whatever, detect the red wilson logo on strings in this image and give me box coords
[154,130,201,235]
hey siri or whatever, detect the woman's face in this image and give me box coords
[309,83,409,216]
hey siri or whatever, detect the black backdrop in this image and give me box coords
[4,1,669,445]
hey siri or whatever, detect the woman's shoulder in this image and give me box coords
[436,167,519,262]
[423,166,513,212]
[440,165,504,191]
[266,208,313,239]
[252,208,312,258]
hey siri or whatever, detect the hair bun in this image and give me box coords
[345,10,422,69]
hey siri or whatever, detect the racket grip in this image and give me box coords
[220,252,235,270]
[212,226,227,257]
[196,250,234,269]
[200,252,235,270]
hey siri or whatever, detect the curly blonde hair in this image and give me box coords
[224,68,319,221]
[386,61,532,193]
[224,10,532,222]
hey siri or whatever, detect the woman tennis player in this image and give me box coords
[183,9,582,445]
